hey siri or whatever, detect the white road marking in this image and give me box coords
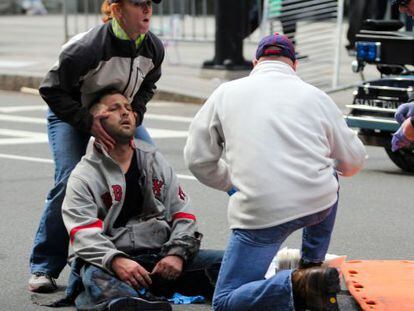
[145,114,193,123]
[0,128,48,145]
[0,128,47,138]
[0,114,46,124]
[0,153,53,164]
[0,60,37,68]
[0,105,47,113]
[0,153,196,180]
[149,128,188,138]
[0,137,48,145]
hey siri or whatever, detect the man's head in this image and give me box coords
[90,89,137,145]
[393,0,414,17]
[108,0,161,35]
[254,33,297,69]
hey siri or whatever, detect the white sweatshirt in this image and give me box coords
[184,61,367,229]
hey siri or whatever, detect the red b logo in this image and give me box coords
[112,185,122,202]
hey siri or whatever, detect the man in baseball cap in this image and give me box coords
[255,33,296,63]
[185,30,366,311]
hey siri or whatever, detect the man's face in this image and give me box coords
[399,0,414,18]
[98,93,136,144]
[118,0,153,35]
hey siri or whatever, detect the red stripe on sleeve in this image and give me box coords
[172,212,196,221]
[70,219,103,245]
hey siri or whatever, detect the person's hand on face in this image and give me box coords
[90,110,116,150]
[151,255,184,281]
[112,256,152,289]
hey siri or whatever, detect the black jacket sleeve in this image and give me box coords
[131,35,165,125]
[39,47,96,133]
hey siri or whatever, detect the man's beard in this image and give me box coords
[103,122,134,145]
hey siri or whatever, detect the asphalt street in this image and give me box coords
[0,89,413,310]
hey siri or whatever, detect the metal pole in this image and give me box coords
[159,1,164,36]
[191,0,196,39]
[63,0,69,42]
[202,0,207,39]
[85,0,89,30]
[74,0,79,35]
[180,0,185,40]
[260,0,269,38]
[333,0,344,89]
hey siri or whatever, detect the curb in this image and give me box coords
[0,73,206,104]
[0,73,43,92]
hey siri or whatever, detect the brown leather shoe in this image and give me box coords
[292,266,340,311]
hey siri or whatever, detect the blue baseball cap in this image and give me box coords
[255,33,296,62]
[392,0,410,5]
[109,0,162,4]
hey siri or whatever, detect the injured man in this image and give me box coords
[61,88,223,310]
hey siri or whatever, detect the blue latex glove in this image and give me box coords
[227,186,238,196]
[168,293,205,304]
[395,102,414,124]
[391,125,412,151]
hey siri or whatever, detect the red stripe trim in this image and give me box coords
[70,220,103,245]
[172,212,196,221]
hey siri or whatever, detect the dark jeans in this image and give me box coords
[72,249,223,311]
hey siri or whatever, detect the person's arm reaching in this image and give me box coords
[131,42,164,125]
[39,48,115,149]
[184,88,233,192]
[323,94,367,176]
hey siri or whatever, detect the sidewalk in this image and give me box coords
[0,14,380,105]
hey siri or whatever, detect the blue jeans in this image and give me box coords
[212,201,338,311]
[72,249,223,311]
[30,110,154,278]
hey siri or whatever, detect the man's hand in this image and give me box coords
[90,112,115,150]
[395,102,414,124]
[111,256,152,289]
[391,118,414,151]
[151,255,184,281]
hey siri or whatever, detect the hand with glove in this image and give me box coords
[227,186,238,196]
[395,102,414,124]
[391,117,414,151]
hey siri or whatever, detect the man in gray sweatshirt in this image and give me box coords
[184,33,367,311]
[62,89,223,310]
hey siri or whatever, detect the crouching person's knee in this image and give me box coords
[212,292,227,311]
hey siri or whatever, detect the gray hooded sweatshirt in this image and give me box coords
[62,140,201,273]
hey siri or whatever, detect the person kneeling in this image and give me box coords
[62,89,223,310]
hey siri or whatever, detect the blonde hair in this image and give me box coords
[101,0,114,23]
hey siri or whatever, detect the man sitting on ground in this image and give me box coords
[62,89,223,310]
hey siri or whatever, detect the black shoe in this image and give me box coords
[107,297,172,311]
[298,259,323,269]
[292,266,340,311]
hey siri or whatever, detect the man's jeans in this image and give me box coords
[30,110,154,278]
[71,249,223,311]
[212,201,338,311]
